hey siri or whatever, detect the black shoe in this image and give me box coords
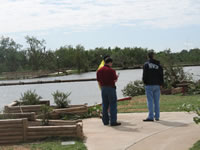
[110,122,121,126]
[155,119,159,121]
[143,118,154,122]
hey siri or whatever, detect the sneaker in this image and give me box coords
[110,122,121,126]
[143,118,154,122]
[155,119,159,121]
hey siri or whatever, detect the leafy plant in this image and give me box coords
[163,65,192,89]
[52,90,71,108]
[87,104,102,118]
[20,90,42,105]
[61,104,102,120]
[40,105,52,126]
[61,114,83,120]
[122,80,145,97]
[187,80,200,95]
[180,102,200,124]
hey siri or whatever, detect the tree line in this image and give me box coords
[0,36,200,74]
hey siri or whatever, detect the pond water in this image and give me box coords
[0,66,199,109]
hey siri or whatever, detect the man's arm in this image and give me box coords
[159,66,164,86]
[112,70,118,83]
[142,64,148,84]
[96,70,102,88]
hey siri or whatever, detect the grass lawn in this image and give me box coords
[0,138,87,150]
[190,140,200,150]
[118,94,200,113]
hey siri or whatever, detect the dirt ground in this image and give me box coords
[0,145,31,150]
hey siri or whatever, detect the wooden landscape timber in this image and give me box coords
[4,100,50,114]
[0,78,97,86]
[7,100,50,107]
[0,118,83,144]
[161,87,184,95]
[50,105,88,119]
[0,112,36,121]
[4,105,43,114]
[53,105,88,113]
[5,100,88,119]
[0,119,28,144]
[0,100,86,144]
[27,123,83,140]
[28,119,82,126]
[7,100,18,107]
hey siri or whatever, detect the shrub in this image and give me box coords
[20,90,42,105]
[60,104,102,120]
[40,105,52,126]
[122,80,145,97]
[180,102,200,124]
[52,90,71,108]
[163,65,192,89]
[61,114,83,120]
[187,80,200,95]
[87,104,101,118]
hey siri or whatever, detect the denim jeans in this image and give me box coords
[101,86,117,125]
[145,85,160,120]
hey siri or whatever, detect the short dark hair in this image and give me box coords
[105,57,113,64]
[103,55,110,61]
[148,51,154,59]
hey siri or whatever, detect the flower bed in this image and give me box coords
[0,118,83,144]
[4,100,88,119]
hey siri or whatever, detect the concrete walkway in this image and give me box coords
[83,112,200,150]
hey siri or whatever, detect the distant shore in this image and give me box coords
[0,64,200,81]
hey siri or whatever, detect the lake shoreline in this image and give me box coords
[0,66,199,109]
[1,64,200,81]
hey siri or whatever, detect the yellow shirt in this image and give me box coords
[97,60,105,70]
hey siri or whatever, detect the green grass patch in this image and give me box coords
[118,95,200,113]
[0,138,87,150]
[190,140,200,150]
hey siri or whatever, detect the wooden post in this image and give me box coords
[22,118,28,142]
[30,112,36,121]
[76,122,83,139]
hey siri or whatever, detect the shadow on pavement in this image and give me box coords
[155,120,189,127]
[112,121,140,132]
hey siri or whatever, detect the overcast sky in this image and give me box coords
[0,0,200,52]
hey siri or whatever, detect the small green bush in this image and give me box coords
[163,65,193,89]
[41,105,52,126]
[180,102,200,124]
[52,90,71,108]
[20,90,42,105]
[187,80,200,95]
[61,114,83,120]
[87,105,101,118]
[122,80,145,97]
[60,105,101,120]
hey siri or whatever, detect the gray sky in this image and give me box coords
[1,0,200,52]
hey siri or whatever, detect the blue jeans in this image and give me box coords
[101,86,117,125]
[145,85,160,120]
